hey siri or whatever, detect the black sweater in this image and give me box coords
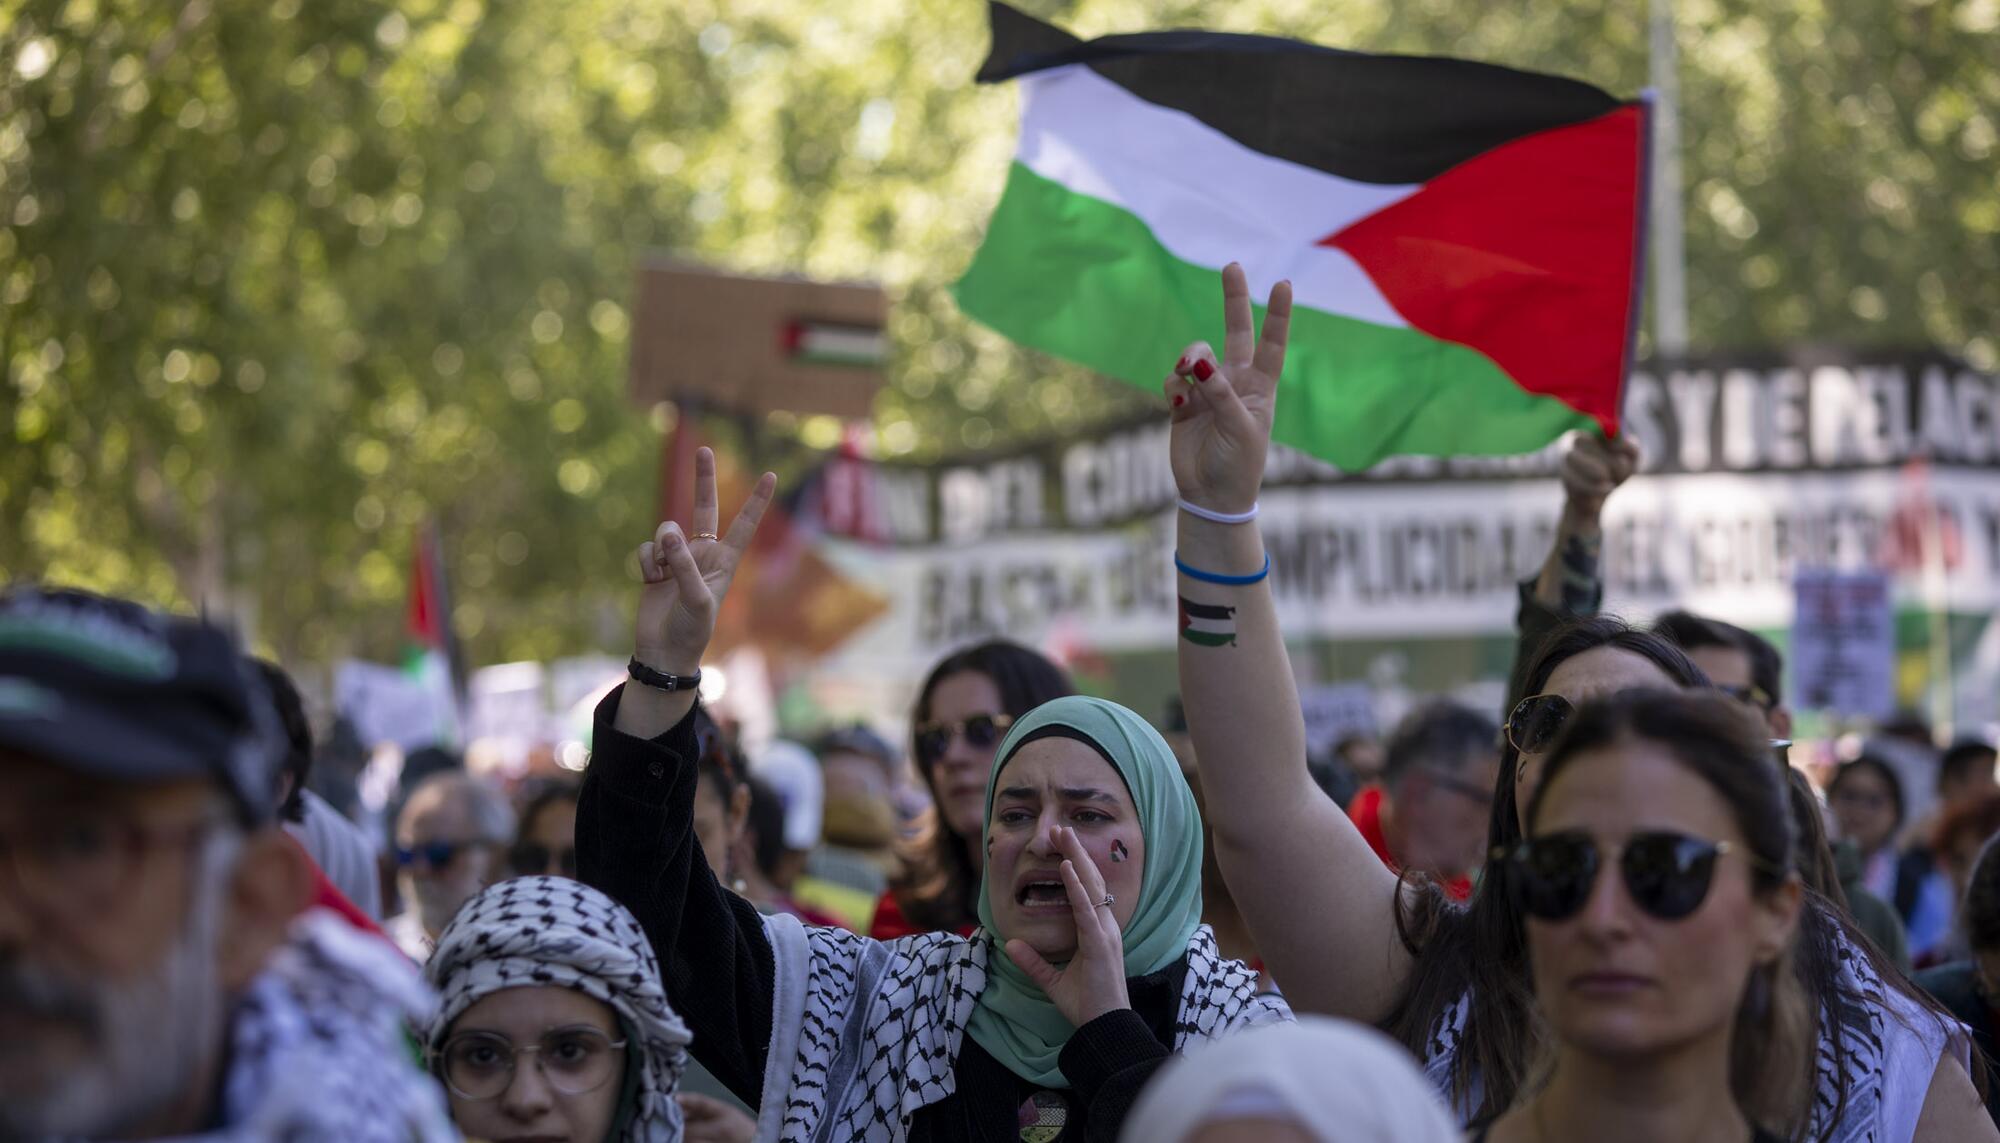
[575,688,1178,1142]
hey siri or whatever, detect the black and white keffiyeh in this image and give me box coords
[425,876,694,1143]
[193,909,458,1141]
[752,917,1291,1142]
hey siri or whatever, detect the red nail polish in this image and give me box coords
[1175,355,1189,372]
[1172,394,1186,408]
[1193,359,1215,381]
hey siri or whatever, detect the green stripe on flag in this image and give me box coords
[955,163,1596,470]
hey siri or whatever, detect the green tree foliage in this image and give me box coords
[1,0,1993,668]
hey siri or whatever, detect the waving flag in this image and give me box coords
[954,3,1648,469]
[404,521,465,747]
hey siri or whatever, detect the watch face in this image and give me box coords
[1018,1090,1069,1143]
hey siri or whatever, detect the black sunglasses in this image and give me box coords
[510,842,578,878]
[1496,829,1775,922]
[914,713,1015,765]
[1504,693,1574,756]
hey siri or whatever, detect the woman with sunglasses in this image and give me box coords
[575,449,1289,1141]
[426,876,694,1141]
[871,641,1076,939]
[1163,264,1984,1138]
[1480,689,1813,1140]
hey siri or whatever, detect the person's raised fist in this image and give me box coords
[1557,431,1640,520]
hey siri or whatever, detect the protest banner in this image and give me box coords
[1791,571,1896,719]
[803,356,2000,696]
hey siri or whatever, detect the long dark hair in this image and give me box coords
[1380,617,1709,1120]
[891,640,1072,932]
[1524,690,1812,1131]
[1380,616,1955,1139]
[1963,834,2000,954]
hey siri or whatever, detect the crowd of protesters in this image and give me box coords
[5,268,2000,1141]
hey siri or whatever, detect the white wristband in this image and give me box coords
[1177,498,1259,525]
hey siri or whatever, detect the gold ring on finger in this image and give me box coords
[693,532,720,541]
[1097,893,1114,909]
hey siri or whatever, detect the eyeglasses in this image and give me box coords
[0,810,223,917]
[1495,829,1779,922]
[915,713,1015,766]
[437,1026,627,1101]
[509,842,578,878]
[1504,693,1575,756]
[1509,690,1793,762]
[395,839,489,872]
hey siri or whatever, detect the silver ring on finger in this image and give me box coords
[1097,893,1115,909]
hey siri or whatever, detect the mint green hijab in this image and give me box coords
[964,695,1204,1087]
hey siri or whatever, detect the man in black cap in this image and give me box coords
[0,587,453,1141]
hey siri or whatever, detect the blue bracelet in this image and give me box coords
[1174,552,1271,586]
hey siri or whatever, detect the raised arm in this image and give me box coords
[576,447,779,1103]
[1508,432,1638,706]
[1166,265,1407,1022]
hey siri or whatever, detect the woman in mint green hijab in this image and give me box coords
[579,447,1292,1141]
[966,695,1226,1090]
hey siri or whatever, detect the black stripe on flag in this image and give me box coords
[978,2,1624,186]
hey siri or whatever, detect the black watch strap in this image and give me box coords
[628,657,702,693]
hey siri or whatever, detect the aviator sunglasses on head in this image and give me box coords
[1496,829,1781,922]
[1505,692,1792,757]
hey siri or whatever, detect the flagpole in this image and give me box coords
[1649,0,1689,357]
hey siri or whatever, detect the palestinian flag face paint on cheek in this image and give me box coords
[1178,597,1236,648]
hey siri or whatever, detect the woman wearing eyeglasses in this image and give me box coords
[425,876,694,1142]
[871,641,1076,940]
[1165,265,1986,1139]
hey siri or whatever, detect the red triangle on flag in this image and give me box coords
[1322,104,1646,435]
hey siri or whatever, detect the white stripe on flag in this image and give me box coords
[1017,65,1421,329]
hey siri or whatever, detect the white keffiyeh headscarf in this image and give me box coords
[425,876,694,1142]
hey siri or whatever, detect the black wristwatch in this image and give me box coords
[628,657,702,693]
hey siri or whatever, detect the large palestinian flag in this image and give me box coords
[954,3,1648,469]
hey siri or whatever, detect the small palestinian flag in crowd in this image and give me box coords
[955,3,1648,469]
[405,522,465,747]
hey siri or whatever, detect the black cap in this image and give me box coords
[0,587,281,824]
